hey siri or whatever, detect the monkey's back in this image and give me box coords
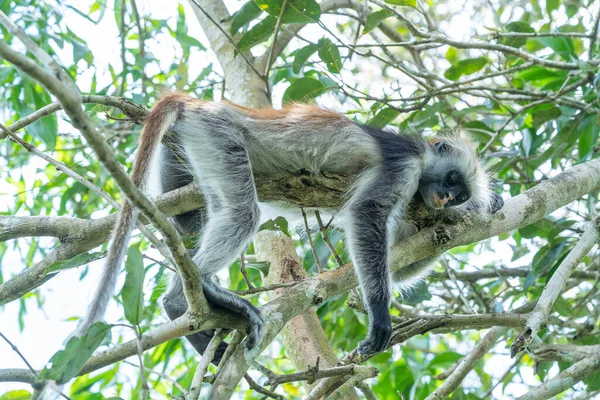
[172,99,383,176]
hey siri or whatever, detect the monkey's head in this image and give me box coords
[418,134,494,212]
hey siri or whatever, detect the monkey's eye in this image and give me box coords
[456,193,468,202]
[445,171,459,186]
[435,141,452,153]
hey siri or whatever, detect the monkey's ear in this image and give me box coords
[432,140,452,153]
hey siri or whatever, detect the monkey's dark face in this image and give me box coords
[418,169,471,210]
[418,141,472,210]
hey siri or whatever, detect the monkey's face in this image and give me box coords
[418,169,471,210]
[418,140,472,210]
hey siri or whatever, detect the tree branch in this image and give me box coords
[511,215,600,357]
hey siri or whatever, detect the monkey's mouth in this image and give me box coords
[432,192,452,208]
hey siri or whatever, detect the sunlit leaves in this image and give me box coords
[530,106,562,127]
[501,21,535,48]
[293,43,319,73]
[45,251,106,275]
[368,107,400,128]
[363,10,393,34]
[237,16,277,52]
[41,322,111,384]
[443,57,488,80]
[0,391,32,400]
[316,38,341,73]
[292,38,341,74]
[282,77,326,102]
[384,0,416,6]
[120,245,145,325]
[231,1,263,35]
[254,0,321,24]
[259,216,291,237]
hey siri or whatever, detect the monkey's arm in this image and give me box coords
[346,197,394,355]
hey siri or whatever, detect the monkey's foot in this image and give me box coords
[245,307,264,349]
[357,323,392,355]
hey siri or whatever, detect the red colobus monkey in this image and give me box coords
[78,93,502,357]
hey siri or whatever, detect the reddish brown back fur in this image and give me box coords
[228,102,348,124]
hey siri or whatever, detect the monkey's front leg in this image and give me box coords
[346,199,394,355]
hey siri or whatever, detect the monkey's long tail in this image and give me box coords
[73,95,184,337]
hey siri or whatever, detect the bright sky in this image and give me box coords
[0,0,592,398]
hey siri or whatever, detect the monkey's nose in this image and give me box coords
[432,192,447,207]
[433,192,452,207]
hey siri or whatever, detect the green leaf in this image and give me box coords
[516,66,566,82]
[41,322,111,384]
[584,371,600,391]
[531,106,561,126]
[463,120,493,142]
[546,0,559,13]
[258,216,291,237]
[537,36,576,60]
[254,0,321,24]
[0,391,31,400]
[384,0,416,6]
[178,34,205,50]
[282,77,326,102]
[445,46,459,64]
[237,16,277,52]
[231,1,263,35]
[121,245,145,325]
[443,57,488,81]
[363,10,393,34]
[293,43,319,74]
[244,261,271,275]
[45,251,106,275]
[317,38,342,73]
[368,107,400,128]
[578,115,599,161]
[501,21,535,48]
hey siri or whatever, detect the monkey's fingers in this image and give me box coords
[357,324,392,355]
[245,309,264,349]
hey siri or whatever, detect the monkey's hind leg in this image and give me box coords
[163,274,228,363]
[179,119,263,349]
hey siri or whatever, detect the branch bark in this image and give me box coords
[511,215,600,357]
[425,327,504,400]
[254,231,359,398]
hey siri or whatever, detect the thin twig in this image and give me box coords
[301,208,325,273]
[0,331,38,376]
[240,252,255,289]
[233,281,298,296]
[589,6,600,61]
[263,0,288,77]
[134,326,149,400]
[188,329,226,400]
[244,373,283,400]
[314,211,344,267]
[123,360,187,394]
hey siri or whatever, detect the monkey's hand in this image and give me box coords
[357,312,392,355]
[201,280,264,350]
[245,305,264,349]
[490,193,504,213]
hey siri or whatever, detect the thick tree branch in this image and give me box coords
[511,215,600,357]
[255,231,359,397]
[425,327,504,400]
[517,353,600,400]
